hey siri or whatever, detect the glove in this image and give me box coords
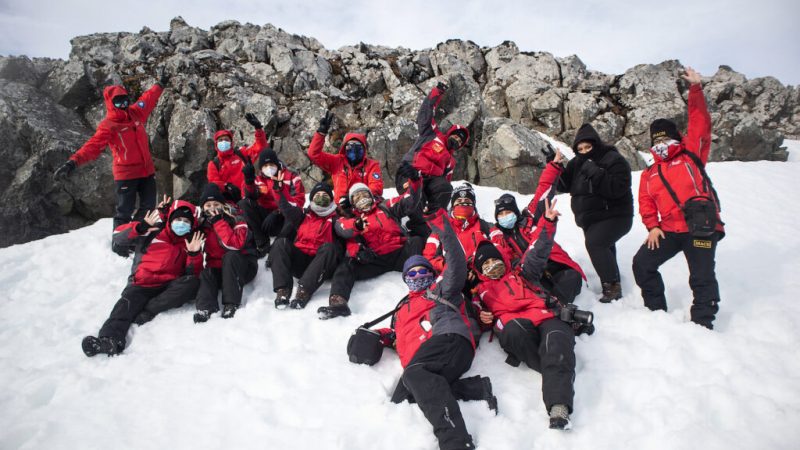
[135,220,150,234]
[397,161,420,181]
[156,66,170,87]
[53,160,76,181]
[206,209,224,225]
[338,196,351,210]
[317,111,334,134]
[542,144,556,163]
[355,245,377,264]
[224,183,242,202]
[245,112,262,129]
[242,162,256,184]
[573,322,595,337]
[434,82,448,96]
[354,217,368,232]
[580,159,603,180]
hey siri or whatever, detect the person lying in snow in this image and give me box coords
[377,218,494,450]
[82,198,204,357]
[192,184,258,323]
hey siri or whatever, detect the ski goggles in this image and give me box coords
[112,95,130,109]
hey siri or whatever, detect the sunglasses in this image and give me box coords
[406,268,431,278]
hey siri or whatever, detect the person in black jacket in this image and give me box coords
[555,124,633,302]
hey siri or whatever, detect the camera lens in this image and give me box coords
[573,309,593,325]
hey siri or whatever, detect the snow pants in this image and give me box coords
[113,175,157,229]
[237,198,284,250]
[541,260,583,304]
[497,318,576,413]
[582,216,632,284]
[395,174,453,238]
[632,231,721,329]
[195,252,258,312]
[269,239,342,296]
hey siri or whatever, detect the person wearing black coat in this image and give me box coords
[555,124,633,302]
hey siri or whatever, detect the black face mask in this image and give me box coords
[447,135,462,151]
[112,95,130,110]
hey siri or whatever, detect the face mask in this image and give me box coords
[447,135,463,151]
[310,202,337,217]
[313,193,332,207]
[651,139,680,160]
[482,259,506,279]
[217,140,232,152]
[498,213,517,229]
[171,220,192,236]
[262,165,278,177]
[112,95,130,109]
[451,205,474,220]
[351,191,373,212]
[345,141,365,165]
[404,274,435,292]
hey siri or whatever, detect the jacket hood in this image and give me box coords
[472,240,511,282]
[338,133,369,156]
[103,85,130,122]
[165,200,199,238]
[213,130,235,158]
[572,123,611,160]
[446,125,470,148]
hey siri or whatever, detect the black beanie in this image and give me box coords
[650,119,682,145]
[310,182,333,199]
[494,193,521,220]
[199,183,226,207]
[257,148,281,169]
[473,242,504,274]
[170,206,195,223]
[450,182,476,207]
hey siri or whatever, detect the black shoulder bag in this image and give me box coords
[656,151,722,237]
[347,296,408,365]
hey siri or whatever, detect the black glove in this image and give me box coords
[245,112,262,129]
[354,217,368,232]
[355,245,377,264]
[135,220,150,234]
[317,111,334,134]
[398,161,420,181]
[542,144,556,163]
[53,160,76,181]
[338,196,351,210]
[242,161,256,184]
[580,159,603,180]
[224,183,242,202]
[573,322,595,337]
[436,82,448,94]
[156,66,170,87]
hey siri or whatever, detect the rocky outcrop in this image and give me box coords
[0,17,797,247]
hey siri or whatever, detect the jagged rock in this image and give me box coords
[475,118,550,194]
[429,40,486,80]
[167,103,217,199]
[41,60,100,108]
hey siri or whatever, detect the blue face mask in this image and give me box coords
[498,213,518,229]
[217,140,232,152]
[404,274,435,292]
[345,141,364,164]
[171,220,192,236]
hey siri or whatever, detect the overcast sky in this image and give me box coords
[1,0,797,85]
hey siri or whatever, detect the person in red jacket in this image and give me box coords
[269,182,343,310]
[308,112,383,211]
[192,184,258,323]
[207,112,270,202]
[491,190,585,304]
[397,82,470,221]
[81,199,204,357]
[319,176,425,320]
[378,219,490,450]
[632,67,724,329]
[475,198,585,430]
[239,148,306,257]
[54,68,170,257]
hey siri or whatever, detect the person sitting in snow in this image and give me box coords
[307,112,383,214]
[475,198,586,430]
[192,184,258,323]
[319,175,425,320]
[269,182,343,310]
[632,67,724,329]
[377,218,494,450]
[238,147,305,257]
[396,81,470,237]
[207,112,271,203]
[82,198,204,357]
[53,67,170,257]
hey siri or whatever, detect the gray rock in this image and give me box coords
[474,118,550,194]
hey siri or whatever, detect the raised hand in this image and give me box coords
[436,82,448,94]
[157,194,172,211]
[245,112,262,129]
[156,66,170,86]
[354,217,368,232]
[53,160,76,181]
[317,111,334,134]
[553,148,564,165]
[544,197,561,221]
[681,66,702,85]
[186,231,206,253]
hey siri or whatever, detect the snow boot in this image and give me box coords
[193,309,211,323]
[549,404,571,430]
[82,336,121,357]
[221,304,238,319]
[317,295,351,320]
[598,281,622,303]
[133,310,155,325]
[482,376,499,415]
[289,287,312,310]
[274,288,291,310]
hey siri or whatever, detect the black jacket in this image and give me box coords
[558,125,633,229]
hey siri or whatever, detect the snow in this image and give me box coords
[2,159,800,450]
[784,139,800,162]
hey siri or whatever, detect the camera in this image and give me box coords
[559,303,593,325]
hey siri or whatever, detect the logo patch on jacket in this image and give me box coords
[372,173,381,179]
[138,101,145,108]
[693,239,712,249]
[432,142,445,153]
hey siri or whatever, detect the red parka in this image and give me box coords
[207,129,269,193]
[112,200,203,287]
[201,206,255,269]
[638,84,724,235]
[307,132,383,202]
[70,84,164,180]
[243,167,305,212]
[423,210,494,273]
[276,191,338,257]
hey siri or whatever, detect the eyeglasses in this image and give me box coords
[406,268,431,278]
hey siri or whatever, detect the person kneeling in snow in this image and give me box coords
[82,199,204,357]
[475,199,584,430]
[269,182,343,310]
[377,218,493,450]
[193,184,258,323]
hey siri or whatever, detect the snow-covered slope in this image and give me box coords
[2,148,800,449]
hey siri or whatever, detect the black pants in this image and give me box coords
[113,175,157,229]
[269,239,342,296]
[582,216,632,284]
[238,198,284,248]
[632,231,721,328]
[98,275,199,348]
[542,260,583,304]
[195,252,258,312]
[396,174,452,239]
[395,334,475,450]
[498,318,576,413]
[329,236,424,301]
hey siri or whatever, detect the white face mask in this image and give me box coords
[262,166,278,177]
[652,139,680,160]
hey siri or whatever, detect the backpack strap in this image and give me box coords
[212,157,221,172]
[682,150,722,211]
[360,295,407,330]
[656,164,683,210]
